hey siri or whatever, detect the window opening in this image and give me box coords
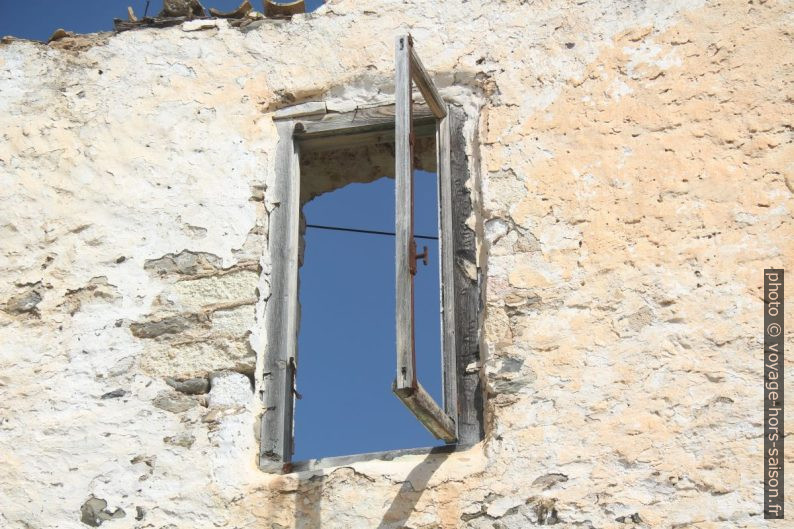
[261,35,483,472]
[293,165,443,461]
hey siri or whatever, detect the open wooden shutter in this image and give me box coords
[394,35,457,443]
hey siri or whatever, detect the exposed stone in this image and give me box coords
[164,433,196,448]
[485,218,510,245]
[152,391,197,413]
[616,512,644,524]
[99,389,126,400]
[60,277,121,315]
[486,496,523,518]
[4,287,42,315]
[144,251,223,277]
[532,498,559,525]
[531,473,568,490]
[170,270,259,310]
[208,371,252,408]
[166,376,209,395]
[79,497,125,527]
[129,313,204,339]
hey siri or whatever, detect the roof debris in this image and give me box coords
[160,0,207,18]
[47,28,75,43]
[263,0,306,18]
[113,0,308,33]
[209,0,253,18]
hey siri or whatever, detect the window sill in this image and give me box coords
[261,443,476,474]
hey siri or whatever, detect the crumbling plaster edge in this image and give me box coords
[0,2,332,48]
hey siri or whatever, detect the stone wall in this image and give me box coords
[0,0,791,527]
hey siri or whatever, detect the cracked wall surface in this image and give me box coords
[0,0,792,527]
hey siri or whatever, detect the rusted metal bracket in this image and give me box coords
[289,357,302,400]
[409,239,429,276]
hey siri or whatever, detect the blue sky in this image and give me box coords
[297,173,443,460]
[0,1,446,461]
[0,0,325,40]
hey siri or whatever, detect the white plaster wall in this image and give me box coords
[0,0,791,527]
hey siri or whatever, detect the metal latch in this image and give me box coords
[409,238,429,275]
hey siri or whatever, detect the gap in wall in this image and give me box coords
[294,138,442,461]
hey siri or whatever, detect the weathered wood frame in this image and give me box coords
[260,121,301,471]
[260,38,482,471]
[393,34,456,443]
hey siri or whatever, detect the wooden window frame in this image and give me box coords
[393,34,456,442]
[260,35,482,472]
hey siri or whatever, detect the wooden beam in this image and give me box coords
[294,104,435,138]
[448,106,483,444]
[298,121,435,153]
[395,34,415,393]
[394,381,457,442]
[260,121,300,469]
[408,40,447,119]
[437,114,458,433]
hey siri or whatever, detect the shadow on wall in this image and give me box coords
[375,449,451,529]
[293,472,325,529]
[290,449,451,528]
